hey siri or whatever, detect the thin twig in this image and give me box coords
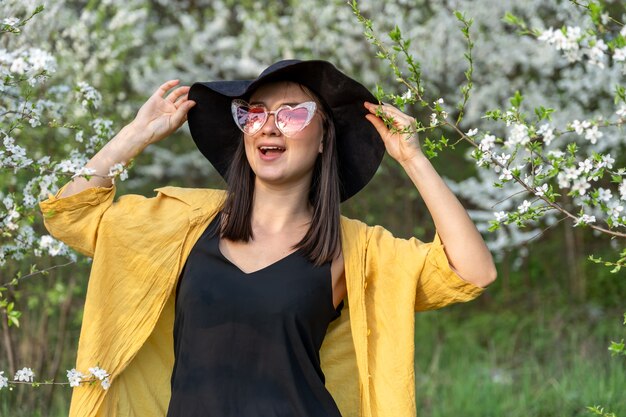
[1,261,76,288]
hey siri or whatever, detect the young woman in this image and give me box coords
[40,60,496,417]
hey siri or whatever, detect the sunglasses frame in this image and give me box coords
[231,99,317,137]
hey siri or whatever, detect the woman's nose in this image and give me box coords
[260,113,280,136]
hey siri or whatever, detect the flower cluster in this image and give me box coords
[0,4,128,325]
[538,25,626,70]
[0,366,110,391]
[352,0,626,273]
[0,47,56,87]
[76,81,102,110]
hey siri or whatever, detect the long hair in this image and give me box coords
[218,84,341,266]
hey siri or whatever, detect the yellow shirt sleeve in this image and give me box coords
[364,225,484,312]
[39,184,117,258]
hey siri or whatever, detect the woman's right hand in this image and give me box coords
[58,80,196,198]
[129,79,196,148]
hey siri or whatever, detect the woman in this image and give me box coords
[40,60,496,417]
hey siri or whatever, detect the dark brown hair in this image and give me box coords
[217,84,341,266]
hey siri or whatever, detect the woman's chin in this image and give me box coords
[253,171,312,192]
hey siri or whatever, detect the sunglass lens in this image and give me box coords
[236,106,267,135]
[276,107,311,135]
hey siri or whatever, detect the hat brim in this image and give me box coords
[187,60,384,202]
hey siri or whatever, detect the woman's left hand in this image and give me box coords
[364,101,423,165]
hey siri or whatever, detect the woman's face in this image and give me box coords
[244,81,324,193]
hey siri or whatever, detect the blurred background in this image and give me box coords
[1,0,624,416]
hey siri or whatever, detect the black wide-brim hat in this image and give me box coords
[187,59,385,202]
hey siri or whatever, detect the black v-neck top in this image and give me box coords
[166,215,344,417]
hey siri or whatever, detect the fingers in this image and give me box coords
[167,86,191,104]
[364,113,389,137]
[155,79,181,97]
[364,101,413,125]
[172,100,197,125]
[364,102,415,134]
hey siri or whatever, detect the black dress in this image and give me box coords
[166,215,344,417]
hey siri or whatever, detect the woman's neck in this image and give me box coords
[251,181,312,234]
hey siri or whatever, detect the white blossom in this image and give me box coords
[574,214,596,226]
[584,125,603,144]
[56,159,78,174]
[563,167,580,180]
[3,17,20,26]
[494,152,511,166]
[494,211,507,222]
[430,113,438,127]
[499,168,513,181]
[537,123,555,146]
[77,81,103,109]
[572,177,591,195]
[578,159,594,174]
[587,38,607,68]
[73,166,97,178]
[2,195,14,210]
[479,134,496,152]
[66,369,84,387]
[598,154,615,169]
[539,26,581,52]
[466,128,478,137]
[616,104,626,118]
[39,235,69,257]
[619,180,626,201]
[613,47,626,62]
[505,123,529,147]
[22,192,36,208]
[535,184,549,196]
[9,56,28,74]
[108,163,128,181]
[0,371,8,390]
[14,367,34,382]
[571,119,591,135]
[597,188,612,202]
[88,366,109,381]
[518,200,531,214]
[607,201,624,220]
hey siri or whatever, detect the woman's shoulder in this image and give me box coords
[152,186,226,207]
[108,186,226,218]
[340,215,388,238]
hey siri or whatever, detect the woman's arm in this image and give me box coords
[364,102,497,288]
[60,80,196,198]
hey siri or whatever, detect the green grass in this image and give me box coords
[2,306,623,417]
[413,306,625,417]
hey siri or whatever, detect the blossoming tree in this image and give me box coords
[0,0,624,415]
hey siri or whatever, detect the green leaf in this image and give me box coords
[510,90,523,108]
[389,25,401,42]
[503,12,525,28]
[608,339,625,356]
[534,106,555,121]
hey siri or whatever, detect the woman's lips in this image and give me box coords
[258,145,285,161]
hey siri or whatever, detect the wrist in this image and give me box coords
[399,152,429,171]
[116,123,151,152]
[105,124,149,164]
[122,121,153,146]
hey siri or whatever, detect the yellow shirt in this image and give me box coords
[40,184,484,417]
